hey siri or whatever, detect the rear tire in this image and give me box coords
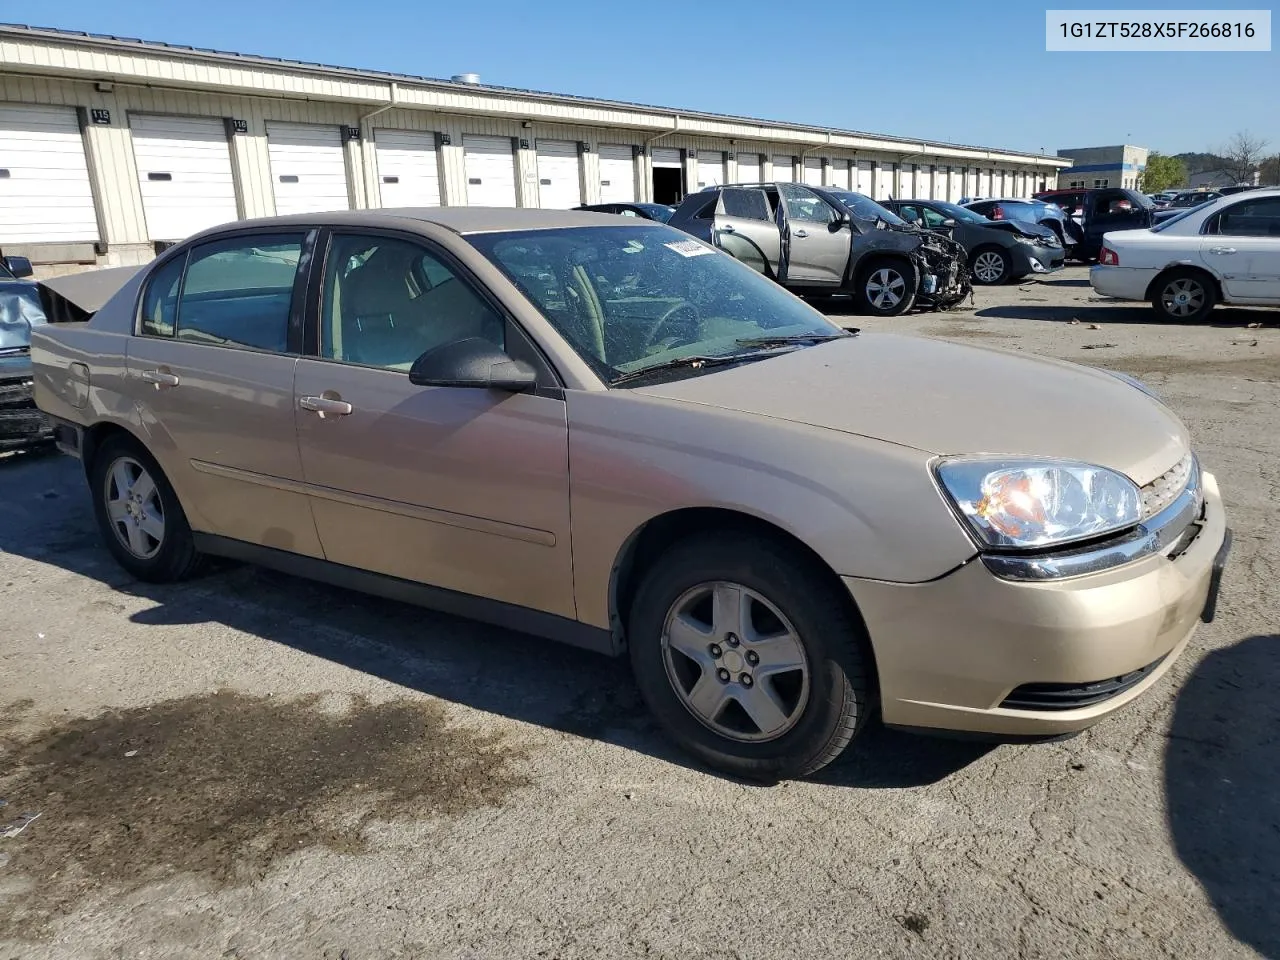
[89,433,205,583]
[1150,268,1216,323]
[628,533,874,781]
[853,257,917,317]
[970,246,1012,285]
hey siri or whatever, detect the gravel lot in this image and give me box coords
[2,266,1277,960]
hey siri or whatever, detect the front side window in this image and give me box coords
[919,206,950,228]
[467,225,842,383]
[140,234,304,350]
[1212,197,1280,237]
[321,234,503,371]
[777,183,836,224]
[826,191,904,225]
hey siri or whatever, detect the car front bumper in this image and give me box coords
[1010,243,1065,277]
[0,352,54,451]
[844,469,1228,738]
[1090,264,1159,301]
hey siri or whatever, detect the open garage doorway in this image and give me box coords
[651,147,685,204]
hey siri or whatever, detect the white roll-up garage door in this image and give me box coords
[979,169,992,197]
[651,148,681,169]
[772,155,793,182]
[695,151,726,190]
[736,153,761,183]
[266,122,349,216]
[130,114,238,241]
[535,140,582,209]
[0,104,98,244]
[598,144,635,203]
[829,159,851,190]
[463,136,517,207]
[855,160,873,194]
[918,165,934,200]
[803,157,823,186]
[375,129,441,208]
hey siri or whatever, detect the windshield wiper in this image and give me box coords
[734,331,857,347]
[610,350,786,385]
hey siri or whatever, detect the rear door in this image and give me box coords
[776,183,847,285]
[292,229,574,616]
[1201,196,1280,301]
[126,229,323,555]
[713,187,782,277]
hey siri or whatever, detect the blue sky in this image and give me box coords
[20,0,1279,156]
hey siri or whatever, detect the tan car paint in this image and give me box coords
[29,208,1227,742]
[292,357,576,618]
[635,334,1189,487]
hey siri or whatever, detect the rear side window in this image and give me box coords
[1212,197,1280,237]
[720,188,772,221]
[139,234,306,352]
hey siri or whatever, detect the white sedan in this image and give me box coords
[1090,188,1280,322]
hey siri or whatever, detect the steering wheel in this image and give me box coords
[642,300,702,350]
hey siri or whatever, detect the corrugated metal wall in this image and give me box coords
[1,56,1050,266]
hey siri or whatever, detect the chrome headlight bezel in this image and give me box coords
[934,456,1144,551]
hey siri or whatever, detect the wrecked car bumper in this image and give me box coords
[0,352,53,451]
[914,237,971,309]
[1010,243,1066,278]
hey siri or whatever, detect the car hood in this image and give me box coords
[634,334,1188,486]
[981,219,1054,240]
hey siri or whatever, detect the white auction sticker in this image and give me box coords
[1046,10,1271,51]
[665,239,716,257]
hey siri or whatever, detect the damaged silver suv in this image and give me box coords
[668,182,970,316]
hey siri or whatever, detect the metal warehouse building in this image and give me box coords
[0,23,1069,274]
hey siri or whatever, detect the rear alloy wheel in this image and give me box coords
[1152,269,1216,323]
[970,247,1011,285]
[629,534,873,781]
[89,434,205,582]
[854,259,917,317]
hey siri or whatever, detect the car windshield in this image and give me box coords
[639,204,676,223]
[825,191,905,225]
[468,225,844,385]
[930,201,988,223]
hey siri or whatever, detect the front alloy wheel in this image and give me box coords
[971,248,1009,285]
[866,267,907,311]
[662,581,810,742]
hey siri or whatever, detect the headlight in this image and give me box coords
[935,458,1142,549]
[1012,234,1039,245]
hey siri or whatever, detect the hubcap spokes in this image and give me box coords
[1162,279,1203,317]
[105,457,165,559]
[974,252,1003,282]
[662,581,810,743]
[867,269,905,309]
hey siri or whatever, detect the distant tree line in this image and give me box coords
[1140,132,1278,191]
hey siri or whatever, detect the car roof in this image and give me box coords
[185,206,639,239]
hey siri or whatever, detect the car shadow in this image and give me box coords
[0,452,989,788]
[1165,634,1280,959]
[1036,278,1092,288]
[974,304,1273,328]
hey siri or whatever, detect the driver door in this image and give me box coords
[712,187,782,278]
[776,183,848,285]
[292,229,575,618]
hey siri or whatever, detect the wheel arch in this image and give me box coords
[608,507,876,676]
[1144,262,1224,303]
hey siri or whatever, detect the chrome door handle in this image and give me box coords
[720,223,736,233]
[1208,246,1237,255]
[139,368,179,389]
[794,229,809,238]
[300,395,353,419]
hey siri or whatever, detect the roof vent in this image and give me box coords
[451,73,481,85]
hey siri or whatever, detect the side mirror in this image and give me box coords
[408,337,537,392]
[4,255,34,279]
[940,218,957,228]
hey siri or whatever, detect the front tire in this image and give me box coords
[970,246,1011,285]
[853,258,917,317]
[1151,268,1216,323]
[89,433,205,582]
[628,533,874,781]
